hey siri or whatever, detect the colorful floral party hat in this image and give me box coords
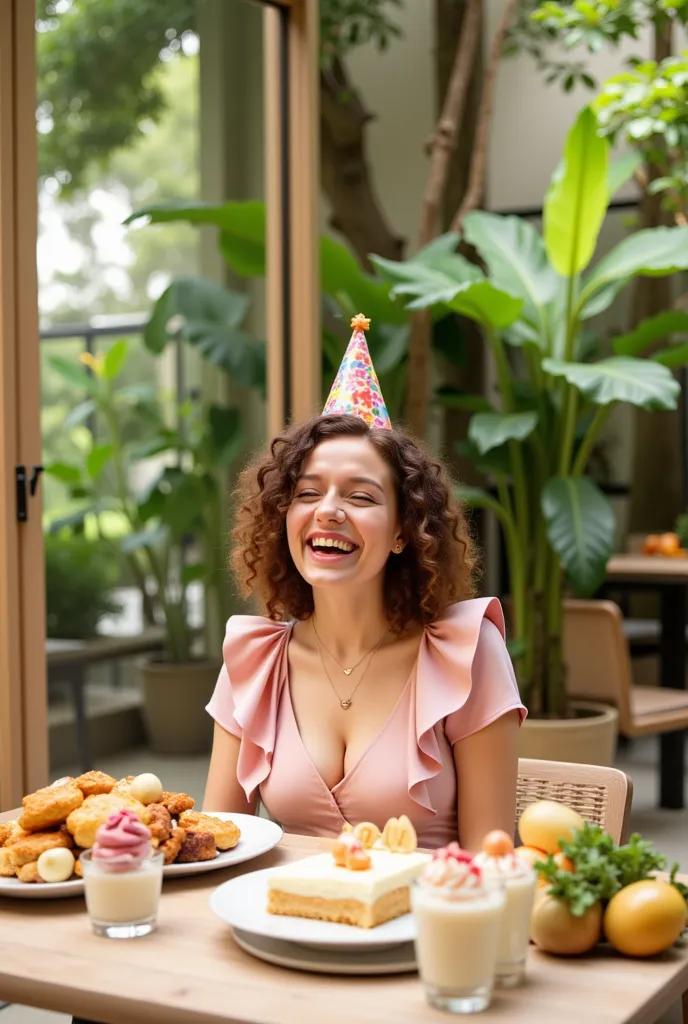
[322,314,392,430]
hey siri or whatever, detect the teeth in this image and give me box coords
[310,538,354,553]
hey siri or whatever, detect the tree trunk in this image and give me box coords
[628,16,682,537]
[320,59,404,268]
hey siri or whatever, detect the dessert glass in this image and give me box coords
[80,848,164,939]
[411,873,505,1014]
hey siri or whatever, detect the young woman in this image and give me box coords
[204,318,526,851]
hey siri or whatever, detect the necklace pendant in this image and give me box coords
[340,699,352,710]
[343,668,353,676]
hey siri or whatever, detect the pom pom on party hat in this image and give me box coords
[322,314,392,430]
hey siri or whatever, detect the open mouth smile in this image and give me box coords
[306,535,359,560]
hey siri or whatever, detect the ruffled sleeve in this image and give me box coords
[205,615,292,801]
[408,597,526,813]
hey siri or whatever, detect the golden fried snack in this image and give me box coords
[160,826,185,865]
[111,775,136,796]
[0,848,16,877]
[74,770,117,798]
[176,830,218,863]
[9,829,74,868]
[73,855,84,878]
[160,791,195,817]
[1,821,28,847]
[18,783,84,832]
[66,793,150,849]
[0,820,17,846]
[16,862,45,884]
[178,811,240,851]
[147,803,172,844]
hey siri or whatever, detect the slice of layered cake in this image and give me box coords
[266,816,431,929]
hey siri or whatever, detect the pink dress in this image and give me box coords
[206,597,526,849]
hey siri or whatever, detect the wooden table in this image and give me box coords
[604,554,688,810]
[1,830,687,1024]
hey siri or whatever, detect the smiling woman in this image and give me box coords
[203,317,526,852]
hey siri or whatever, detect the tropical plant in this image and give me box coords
[44,340,242,663]
[372,106,688,716]
[44,532,123,640]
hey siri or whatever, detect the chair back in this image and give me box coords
[562,598,634,733]
[516,757,633,843]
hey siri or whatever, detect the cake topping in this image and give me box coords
[419,844,485,897]
[332,831,371,871]
[353,821,381,849]
[381,815,417,853]
[473,829,532,878]
[92,809,152,873]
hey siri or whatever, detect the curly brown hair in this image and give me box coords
[231,414,478,631]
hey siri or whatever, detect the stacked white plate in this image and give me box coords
[210,867,418,975]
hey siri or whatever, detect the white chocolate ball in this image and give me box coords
[37,847,75,883]
[129,772,163,805]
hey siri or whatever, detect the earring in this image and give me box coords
[393,542,403,554]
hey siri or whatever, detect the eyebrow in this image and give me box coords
[298,473,385,494]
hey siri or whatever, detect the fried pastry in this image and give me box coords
[111,775,136,796]
[0,820,17,846]
[9,829,74,868]
[0,848,16,877]
[176,830,217,863]
[160,791,195,817]
[18,783,84,832]
[178,811,240,851]
[74,770,117,798]
[73,855,84,878]
[147,803,172,844]
[16,861,45,884]
[160,826,185,865]
[1,821,28,847]
[66,793,150,849]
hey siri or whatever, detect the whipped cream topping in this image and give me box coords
[418,843,486,898]
[473,850,533,879]
[92,809,151,873]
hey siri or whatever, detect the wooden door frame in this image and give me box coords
[0,0,48,809]
[0,0,319,806]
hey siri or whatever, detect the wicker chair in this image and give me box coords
[516,757,633,844]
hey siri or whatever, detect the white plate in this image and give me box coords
[210,867,417,951]
[232,928,417,975]
[0,813,282,900]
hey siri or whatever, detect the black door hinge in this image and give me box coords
[16,464,43,522]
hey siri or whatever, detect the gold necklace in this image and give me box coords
[311,617,387,676]
[313,629,387,710]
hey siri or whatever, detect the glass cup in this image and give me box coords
[493,866,538,987]
[80,849,164,939]
[411,878,506,1014]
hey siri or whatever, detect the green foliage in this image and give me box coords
[535,822,683,917]
[44,532,122,639]
[595,54,688,220]
[371,108,685,715]
[37,0,404,187]
[44,342,242,662]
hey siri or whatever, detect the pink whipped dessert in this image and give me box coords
[92,809,152,872]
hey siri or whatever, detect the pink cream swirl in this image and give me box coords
[92,809,151,872]
[419,842,486,899]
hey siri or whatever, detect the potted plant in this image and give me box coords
[44,531,123,640]
[46,340,242,754]
[372,106,688,762]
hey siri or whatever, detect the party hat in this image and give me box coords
[322,314,392,430]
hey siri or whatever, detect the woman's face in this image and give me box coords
[286,436,403,591]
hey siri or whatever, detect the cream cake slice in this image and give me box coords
[266,817,432,929]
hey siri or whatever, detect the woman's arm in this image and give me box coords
[453,709,520,852]
[203,722,256,814]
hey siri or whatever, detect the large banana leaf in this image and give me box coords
[468,411,538,455]
[371,248,482,309]
[543,356,680,410]
[608,152,643,197]
[543,107,609,279]
[462,212,557,341]
[613,310,688,357]
[579,227,688,315]
[541,476,615,595]
[446,281,523,328]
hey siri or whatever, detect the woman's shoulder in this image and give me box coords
[425,596,506,644]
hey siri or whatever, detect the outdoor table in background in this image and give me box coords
[0,824,687,1024]
[603,554,688,810]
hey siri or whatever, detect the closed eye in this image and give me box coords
[349,494,377,503]
[295,490,320,500]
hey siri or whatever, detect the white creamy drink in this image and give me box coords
[84,857,163,925]
[474,830,538,987]
[411,845,505,1014]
